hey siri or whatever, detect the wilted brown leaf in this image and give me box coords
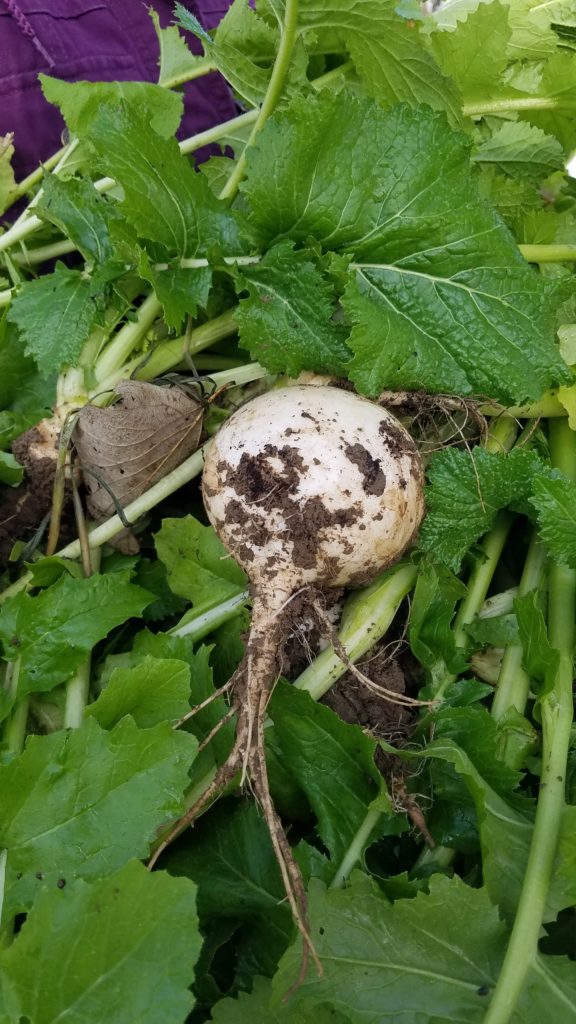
[74,380,203,551]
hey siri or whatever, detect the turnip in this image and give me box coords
[151,384,425,978]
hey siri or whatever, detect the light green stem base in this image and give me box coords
[483,418,576,1024]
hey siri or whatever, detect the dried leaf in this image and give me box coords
[74,381,203,551]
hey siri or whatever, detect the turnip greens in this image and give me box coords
[1,1,576,1021]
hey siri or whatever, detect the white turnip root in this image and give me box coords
[150,384,425,980]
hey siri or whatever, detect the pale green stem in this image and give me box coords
[3,661,28,755]
[491,535,547,721]
[463,97,576,116]
[219,0,300,201]
[0,849,7,938]
[5,142,69,206]
[179,109,257,155]
[93,293,161,385]
[480,394,567,420]
[294,564,417,701]
[311,59,354,91]
[483,418,576,1024]
[63,663,92,730]
[129,308,239,384]
[452,513,515,654]
[520,244,576,263]
[63,549,101,728]
[330,804,386,889]
[170,591,250,642]
[161,56,218,91]
[0,289,10,308]
[10,239,77,267]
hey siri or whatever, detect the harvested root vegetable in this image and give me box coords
[150,384,425,979]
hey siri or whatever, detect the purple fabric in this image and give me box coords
[0,0,235,181]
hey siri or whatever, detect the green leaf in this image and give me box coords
[466,611,520,649]
[155,516,247,611]
[168,798,291,932]
[269,683,389,866]
[507,0,559,61]
[0,571,151,695]
[515,590,560,695]
[0,861,200,1024]
[40,75,183,139]
[429,1,510,105]
[0,317,55,427]
[0,716,197,885]
[150,8,211,88]
[204,0,278,108]
[0,452,23,487]
[36,174,122,268]
[25,555,83,588]
[138,252,212,330]
[211,977,285,1023]
[210,975,347,1023]
[530,473,576,567]
[174,2,213,46]
[235,242,350,375]
[409,561,467,682]
[86,655,191,729]
[473,122,565,183]
[395,722,576,922]
[7,264,100,376]
[132,557,188,622]
[84,104,247,259]
[244,93,568,404]
[274,872,576,1022]
[478,170,543,233]
[518,52,576,153]
[0,134,16,216]
[298,0,462,121]
[419,447,549,571]
[276,873,507,1018]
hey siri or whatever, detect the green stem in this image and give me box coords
[219,0,300,201]
[10,239,77,267]
[491,534,547,721]
[4,142,69,207]
[93,293,161,385]
[0,849,7,940]
[130,308,239,384]
[63,549,101,728]
[463,97,576,116]
[161,55,218,91]
[294,564,417,701]
[3,661,28,755]
[520,244,576,263]
[171,591,250,642]
[483,418,576,1024]
[179,109,257,154]
[330,803,385,888]
[0,289,11,308]
[453,513,515,652]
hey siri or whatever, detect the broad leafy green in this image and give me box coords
[0,861,200,1024]
[0,572,151,694]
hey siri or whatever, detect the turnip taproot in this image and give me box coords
[151,385,425,977]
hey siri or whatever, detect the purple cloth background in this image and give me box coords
[0,0,235,180]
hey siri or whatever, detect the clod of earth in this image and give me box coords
[149,384,425,982]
